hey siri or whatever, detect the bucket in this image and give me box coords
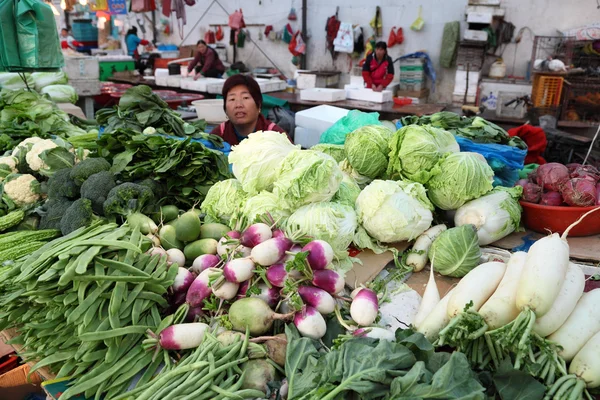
[168,63,181,75]
[489,59,507,79]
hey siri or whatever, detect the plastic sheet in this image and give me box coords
[319,110,382,145]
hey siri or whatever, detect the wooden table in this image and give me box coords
[268,92,445,120]
[107,76,216,98]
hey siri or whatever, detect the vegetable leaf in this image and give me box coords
[492,358,546,400]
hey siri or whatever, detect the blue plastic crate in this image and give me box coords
[72,20,98,42]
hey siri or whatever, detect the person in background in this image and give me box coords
[187,40,226,80]
[60,28,82,51]
[362,41,395,92]
[125,27,150,59]
[210,75,287,145]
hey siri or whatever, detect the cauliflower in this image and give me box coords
[12,137,44,159]
[0,156,18,182]
[25,139,58,172]
[3,174,41,206]
[70,148,91,164]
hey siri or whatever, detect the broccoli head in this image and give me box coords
[39,198,74,230]
[69,158,111,186]
[80,171,116,215]
[60,198,94,235]
[46,168,79,200]
[103,183,154,218]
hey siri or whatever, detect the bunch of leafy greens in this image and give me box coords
[97,129,231,208]
[95,85,207,138]
[0,89,88,140]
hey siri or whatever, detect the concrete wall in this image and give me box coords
[109,0,600,102]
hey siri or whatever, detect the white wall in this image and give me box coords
[122,0,600,103]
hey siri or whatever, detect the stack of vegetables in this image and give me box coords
[0,71,79,104]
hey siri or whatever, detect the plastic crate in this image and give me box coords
[400,79,425,92]
[399,58,424,66]
[532,74,564,107]
[71,20,98,42]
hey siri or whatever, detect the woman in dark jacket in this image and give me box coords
[362,41,395,92]
[210,75,288,145]
[187,40,226,79]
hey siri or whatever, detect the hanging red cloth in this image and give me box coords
[508,125,548,165]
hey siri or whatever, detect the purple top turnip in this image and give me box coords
[293,306,327,339]
[350,288,379,326]
[312,269,345,294]
[190,254,220,275]
[241,223,272,247]
[298,285,335,315]
[272,229,286,239]
[302,240,334,271]
[171,267,194,294]
[186,269,213,307]
[155,322,209,350]
[251,237,293,266]
[223,258,255,283]
[251,283,280,308]
[266,264,287,288]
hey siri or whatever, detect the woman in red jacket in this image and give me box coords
[362,41,395,92]
[210,75,288,145]
[188,40,226,80]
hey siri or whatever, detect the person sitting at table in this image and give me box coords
[362,41,395,92]
[210,74,287,145]
[187,40,226,80]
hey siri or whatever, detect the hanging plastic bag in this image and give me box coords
[228,9,246,30]
[333,22,354,53]
[215,25,224,41]
[90,0,108,11]
[411,6,425,31]
[387,26,397,47]
[237,29,246,48]
[282,23,294,44]
[369,6,382,37]
[288,7,297,21]
[204,30,215,44]
[396,27,404,45]
[289,31,306,56]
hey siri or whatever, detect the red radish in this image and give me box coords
[186,306,205,322]
[561,178,597,206]
[166,248,185,267]
[241,223,272,247]
[251,237,293,266]
[353,327,395,341]
[237,279,250,299]
[186,269,213,307]
[217,231,241,256]
[298,285,335,315]
[293,306,327,339]
[171,267,194,294]
[536,163,570,191]
[190,254,220,274]
[212,280,240,300]
[155,322,209,350]
[272,229,286,239]
[266,264,287,287]
[350,288,379,326]
[515,179,529,188]
[302,240,334,271]
[540,191,563,206]
[312,269,344,294]
[223,258,255,283]
[229,297,292,335]
[522,183,542,203]
[251,283,280,307]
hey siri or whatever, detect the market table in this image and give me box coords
[268,92,445,120]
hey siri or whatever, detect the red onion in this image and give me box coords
[522,183,542,203]
[570,165,600,183]
[561,178,597,207]
[596,183,600,205]
[540,191,564,206]
[536,163,570,191]
[528,169,539,184]
[566,163,582,174]
[515,179,529,188]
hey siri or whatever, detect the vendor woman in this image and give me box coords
[362,41,395,92]
[210,75,287,145]
[187,40,226,80]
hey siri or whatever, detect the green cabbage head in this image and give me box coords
[356,180,434,243]
[200,179,248,226]
[344,125,394,179]
[425,152,494,210]
[274,150,343,209]
[387,125,459,184]
[332,172,361,207]
[284,202,358,259]
[228,131,300,195]
[428,225,482,277]
[41,85,78,104]
[242,191,291,226]
[339,159,372,189]
[311,143,346,163]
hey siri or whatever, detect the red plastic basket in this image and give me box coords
[519,201,600,236]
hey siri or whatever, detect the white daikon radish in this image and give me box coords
[533,262,585,337]
[479,252,527,330]
[413,265,440,329]
[405,224,447,272]
[547,289,600,362]
[569,330,600,389]
[447,261,506,318]
[416,288,455,342]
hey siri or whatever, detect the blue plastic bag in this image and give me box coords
[454,136,527,187]
[319,110,382,145]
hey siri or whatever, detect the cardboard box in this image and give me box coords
[0,364,44,399]
[300,88,346,102]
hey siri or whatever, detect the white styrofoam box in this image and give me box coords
[464,30,489,42]
[167,75,182,88]
[479,80,532,110]
[344,85,393,103]
[70,79,101,96]
[97,55,134,62]
[181,77,224,92]
[452,94,477,105]
[467,11,492,24]
[63,56,100,80]
[157,51,179,59]
[155,75,168,86]
[466,5,505,16]
[192,99,228,124]
[294,126,323,148]
[453,71,480,96]
[300,88,346,102]
[295,105,349,134]
[205,78,286,94]
[468,0,500,5]
[154,68,169,78]
[296,72,341,90]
